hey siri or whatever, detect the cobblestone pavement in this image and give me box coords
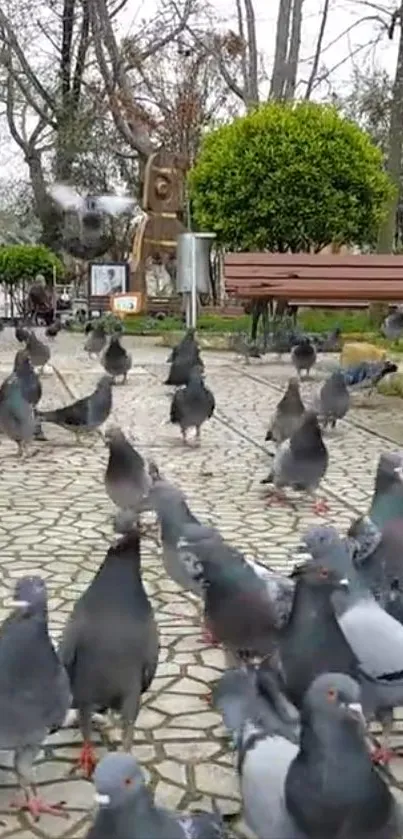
[0,329,402,837]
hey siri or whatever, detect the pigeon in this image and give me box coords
[45,317,62,339]
[0,374,36,455]
[59,529,159,777]
[285,673,401,839]
[37,374,112,440]
[165,332,204,386]
[86,752,228,839]
[104,426,151,523]
[167,328,200,363]
[85,321,93,335]
[347,453,403,601]
[179,522,280,657]
[291,337,316,378]
[25,331,50,372]
[319,326,342,353]
[14,319,30,343]
[102,335,132,384]
[0,576,71,819]
[261,410,329,514]
[316,370,350,429]
[170,367,215,445]
[340,360,398,392]
[279,561,360,708]
[265,377,305,445]
[84,323,107,358]
[267,328,295,358]
[231,333,262,363]
[301,525,403,756]
[48,183,136,220]
[382,306,403,343]
[13,350,46,441]
[146,472,203,595]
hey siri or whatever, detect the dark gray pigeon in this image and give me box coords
[382,306,403,343]
[265,377,305,445]
[285,673,401,839]
[0,374,36,455]
[102,336,132,384]
[45,317,62,339]
[167,328,199,364]
[13,349,46,441]
[87,752,228,839]
[25,331,50,372]
[14,319,30,344]
[261,410,329,514]
[104,426,151,523]
[316,369,350,429]
[37,374,112,440]
[385,578,403,624]
[170,367,215,445]
[279,561,360,708]
[0,576,71,819]
[179,522,280,657]
[165,331,204,386]
[291,337,316,378]
[59,529,159,778]
[84,323,107,358]
[146,471,203,595]
[301,525,403,756]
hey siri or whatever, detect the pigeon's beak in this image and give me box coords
[394,465,403,482]
[291,543,312,564]
[94,793,110,806]
[338,578,349,589]
[10,599,29,609]
[347,701,366,726]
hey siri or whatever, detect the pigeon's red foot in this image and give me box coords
[370,744,392,766]
[78,741,97,778]
[265,491,290,507]
[312,498,330,516]
[11,796,68,821]
[201,626,220,647]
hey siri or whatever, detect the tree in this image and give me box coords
[0,244,64,286]
[188,101,393,253]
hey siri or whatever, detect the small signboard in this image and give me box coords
[111,292,144,317]
[89,262,129,297]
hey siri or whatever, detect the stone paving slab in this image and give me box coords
[0,329,401,836]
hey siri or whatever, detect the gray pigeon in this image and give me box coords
[48,183,136,220]
[0,374,36,455]
[37,374,112,440]
[179,522,280,657]
[87,752,228,839]
[146,472,203,595]
[301,525,403,757]
[165,332,204,386]
[261,410,329,514]
[13,349,46,441]
[102,336,132,384]
[104,426,151,523]
[167,328,200,364]
[265,377,305,445]
[285,673,401,839]
[382,306,403,343]
[291,338,316,378]
[84,323,107,358]
[59,529,159,777]
[231,333,262,363]
[0,576,71,819]
[25,331,50,372]
[170,367,215,445]
[317,369,350,429]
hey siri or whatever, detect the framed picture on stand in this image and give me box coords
[89,262,129,297]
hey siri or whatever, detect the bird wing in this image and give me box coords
[48,183,84,212]
[97,195,136,216]
[339,600,403,677]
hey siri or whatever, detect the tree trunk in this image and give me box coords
[270,0,292,99]
[284,0,304,100]
[377,2,403,254]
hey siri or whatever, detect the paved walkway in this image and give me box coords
[0,330,401,837]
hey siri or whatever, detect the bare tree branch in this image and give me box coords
[304,0,331,99]
[0,7,56,112]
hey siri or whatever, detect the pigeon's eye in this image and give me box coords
[124,777,134,786]
[327,688,337,702]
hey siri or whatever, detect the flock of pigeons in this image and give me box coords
[0,321,403,838]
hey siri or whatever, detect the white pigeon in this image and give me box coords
[48,183,136,218]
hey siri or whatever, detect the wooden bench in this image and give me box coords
[224,253,403,305]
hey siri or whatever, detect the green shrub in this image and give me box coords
[0,244,64,286]
[189,101,393,252]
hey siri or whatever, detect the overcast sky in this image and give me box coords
[0,0,398,183]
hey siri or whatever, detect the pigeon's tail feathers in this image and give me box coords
[212,668,258,745]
